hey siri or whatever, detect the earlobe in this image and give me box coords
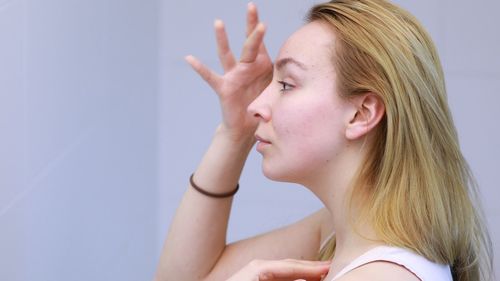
[345,93,385,140]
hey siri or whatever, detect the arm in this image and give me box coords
[155,125,254,281]
[156,175,332,281]
[155,4,333,281]
[204,208,332,281]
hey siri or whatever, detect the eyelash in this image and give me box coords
[277,81,294,93]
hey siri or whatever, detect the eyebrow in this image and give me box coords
[275,57,308,71]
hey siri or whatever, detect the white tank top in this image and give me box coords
[330,246,453,281]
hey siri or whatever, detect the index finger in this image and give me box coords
[258,260,331,280]
[215,19,236,72]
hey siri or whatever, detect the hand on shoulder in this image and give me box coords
[225,259,331,281]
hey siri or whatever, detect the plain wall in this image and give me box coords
[1,0,159,280]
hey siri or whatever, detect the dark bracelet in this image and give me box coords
[189,173,239,198]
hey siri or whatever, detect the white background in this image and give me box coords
[1,0,499,280]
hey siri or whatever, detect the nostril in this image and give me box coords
[247,94,271,121]
[247,103,259,117]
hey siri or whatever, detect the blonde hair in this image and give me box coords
[307,1,493,280]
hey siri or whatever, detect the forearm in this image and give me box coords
[155,125,255,281]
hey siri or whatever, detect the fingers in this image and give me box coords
[214,19,236,72]
[185,55,221,90]
[240,23,266,63]
[215,2,263,70]
[245,2,270,62]
[257,259,331,281]
[246,2,259,37]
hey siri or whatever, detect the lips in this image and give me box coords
[255,134,271,144]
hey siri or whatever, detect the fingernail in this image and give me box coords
[184,55,195,64]
[214,19,223,27]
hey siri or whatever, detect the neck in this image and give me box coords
[302,139,381,262]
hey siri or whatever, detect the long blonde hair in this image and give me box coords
[308,1,493,280]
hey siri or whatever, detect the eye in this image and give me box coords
[277,80,295,93]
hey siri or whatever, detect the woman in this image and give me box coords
[156,1,493,280]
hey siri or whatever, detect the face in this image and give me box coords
[248,21,353,185]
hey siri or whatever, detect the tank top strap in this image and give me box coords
[331,246,452,281]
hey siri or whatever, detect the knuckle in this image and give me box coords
[258,272,274,281]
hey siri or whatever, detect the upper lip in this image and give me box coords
[255,134,271,144]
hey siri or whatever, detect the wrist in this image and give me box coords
[215,124,257,149]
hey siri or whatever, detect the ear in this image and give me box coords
[345,92,385,140]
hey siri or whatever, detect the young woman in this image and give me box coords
[155,1,493,280]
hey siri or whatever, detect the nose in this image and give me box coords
[247,82,273,122]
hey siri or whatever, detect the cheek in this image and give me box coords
[273,98,346,163]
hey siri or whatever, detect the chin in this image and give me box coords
[261,162,304,184]
[262,162,286,182]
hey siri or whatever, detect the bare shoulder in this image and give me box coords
[335,261,420,281]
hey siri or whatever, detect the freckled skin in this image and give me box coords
[248,22,353,185]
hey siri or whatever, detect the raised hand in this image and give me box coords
[186,3,273,142]
[225,259,331,281]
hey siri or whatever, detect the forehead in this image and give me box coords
[276,21,337,70]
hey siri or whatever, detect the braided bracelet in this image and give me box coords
[189,173,239,198]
